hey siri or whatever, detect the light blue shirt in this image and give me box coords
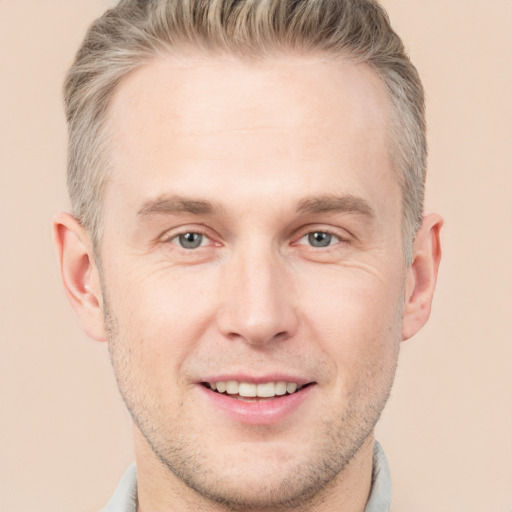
[103,441,391,511]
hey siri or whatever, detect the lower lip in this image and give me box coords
[197,384,315,425]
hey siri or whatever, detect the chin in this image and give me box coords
[141,424,370,511]
[170,462,334,511]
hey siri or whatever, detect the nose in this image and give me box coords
[216,242,299,346]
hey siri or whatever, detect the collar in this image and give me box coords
[364,441,392,512]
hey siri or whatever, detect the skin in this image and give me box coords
[54,52,442,512]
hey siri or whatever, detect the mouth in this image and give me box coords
[198,378,316,424]
[200,380,314,401]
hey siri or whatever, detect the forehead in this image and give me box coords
[104,52,397,215]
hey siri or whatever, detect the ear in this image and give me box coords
[402,212,443,341]
[52,212,106,341]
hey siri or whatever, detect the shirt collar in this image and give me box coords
[102,462,137,512]
[364,441,392,512]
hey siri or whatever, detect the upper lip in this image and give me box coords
[198,374,313,386]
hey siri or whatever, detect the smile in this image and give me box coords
[199,379,316,425]
[204,381,305,398]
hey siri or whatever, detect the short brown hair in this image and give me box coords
[64,0,426,263]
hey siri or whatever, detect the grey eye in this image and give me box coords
[307,232,333,247]
[178,232,204,249]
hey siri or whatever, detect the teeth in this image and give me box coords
[226,381,239,394]
[275,381,287,396]
[208,380,302,397]
[286,382,297,394]
[239,382,257,397]
[257,382,275,398]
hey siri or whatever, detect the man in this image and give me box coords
[53,0,442,510]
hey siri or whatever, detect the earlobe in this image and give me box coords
[402,212,443,341]
[52,212,106,342]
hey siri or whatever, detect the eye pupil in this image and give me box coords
[308,232,332,247]
[179,232,203,249]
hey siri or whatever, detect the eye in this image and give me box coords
[299,231,341,248]
[172,232,208,249]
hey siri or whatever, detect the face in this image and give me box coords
[100,53,406,509]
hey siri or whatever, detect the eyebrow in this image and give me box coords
[137,195,223,219]
[296,194,374,218]
[137,193,374,220]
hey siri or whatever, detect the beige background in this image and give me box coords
[1,1,511,511]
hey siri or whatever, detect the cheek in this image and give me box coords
[296,264,404,372]
[103,260,222,378]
